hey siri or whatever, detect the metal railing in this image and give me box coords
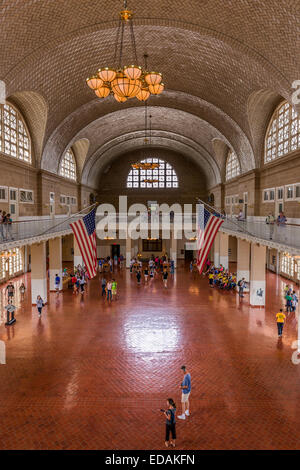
[0,211,300,253]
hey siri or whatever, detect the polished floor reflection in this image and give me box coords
[0,263,300,450]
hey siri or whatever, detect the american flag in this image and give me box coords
[196,205,224,274]
[70,208,97,279]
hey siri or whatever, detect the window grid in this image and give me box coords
[281,254,294,277]
[126,158,178,189]
[265,101,300,163]
[59,149,77,181]
[8,248,23,277]
[0,104,31,163]
[226,150,240,181]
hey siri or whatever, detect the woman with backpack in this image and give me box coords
[162,398,176,448]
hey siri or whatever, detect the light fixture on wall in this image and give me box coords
[86,1,164,102]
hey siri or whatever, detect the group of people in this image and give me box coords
[100,277,117,301]
[265,211,287,240]
[5,281,26,303]
[206,264,238,292]
[130,255,175,288]
[70,265,89,295]
[98,255,125,273]
[283,284,298,313]
[161,365,192,448]
[0,210,13,241]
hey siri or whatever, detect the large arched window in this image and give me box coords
[265,101,300,163]
[0,103,31,163]
[226,150,240,181]
[127,158,178,188]
[59,148,76,181]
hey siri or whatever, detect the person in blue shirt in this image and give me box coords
[178,365,191,420]
[55,274,60,292]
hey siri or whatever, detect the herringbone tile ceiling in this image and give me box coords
[1,0,299,186]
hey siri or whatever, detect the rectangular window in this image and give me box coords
[142,239,162,252]
[19,189,33,203]
[0,186,8,202]
[285,185,294,200]
[9,188,17,201]
[60,195,66,204]
[277,187,284,200]
[295,184,300,200]
[49,192,55,203]
[263,190,269,202]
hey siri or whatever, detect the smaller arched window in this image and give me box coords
[265,101,300,163]
[59,149,76,181]
[0,103,31,163]
[126,158,178,188]
[226,150,240,181]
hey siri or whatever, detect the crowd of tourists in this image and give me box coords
[205,264,238,292]
[130,255,175,288]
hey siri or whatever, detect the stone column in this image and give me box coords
[214,232,220,267]
[170,230,177,268]
[219,232,229,269]
[237,238,250,292]
[73,236,83,268]
[126,234,132,268]
[31,241,47,305]
[250,243,266,306]
[49,237,62,291]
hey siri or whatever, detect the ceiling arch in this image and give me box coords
[82,133,220,189]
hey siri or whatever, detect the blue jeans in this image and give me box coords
[107,290,112,301]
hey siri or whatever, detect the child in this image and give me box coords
[163,270,168,288]
[163,398,176,448]
[144,267,149,283]
[111,279,117,300]
[208,271,214,288]
[19,282,26,299]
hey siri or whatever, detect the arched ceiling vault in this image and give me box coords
[1,1,298,184]
[42,96,255,180]
[82,130,221,189]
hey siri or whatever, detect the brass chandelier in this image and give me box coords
[86,1,164,102]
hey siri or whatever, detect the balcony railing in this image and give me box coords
[0,213,300,254]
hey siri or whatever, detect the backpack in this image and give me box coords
[238,280,242,287]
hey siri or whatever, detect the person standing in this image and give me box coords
[101,277,107,297]
[238,278,246,298]
[55,273,61,293]
[6,282,15,303]
[266,212,275,240]
[163,270,168,288]
[106,280,112,301]
[36,295,44,317]
[136,270,141,285]
[163,398,176,448]
[178,365,191,420]
[276,309,286,337]
[5,213,13,240]
[144,267,149,283]
[79,276,86,295]
[19,282,26,300]
[111,279,117,300]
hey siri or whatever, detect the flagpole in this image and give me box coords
[196,198,253,237]
[38,202,98,237]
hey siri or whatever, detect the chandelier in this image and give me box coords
[86,1,164,102]
[143,179,159,184]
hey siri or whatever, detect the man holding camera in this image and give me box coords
[178,365,191,420]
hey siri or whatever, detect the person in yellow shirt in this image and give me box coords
[276,309,286,337]
[208,272,214,288]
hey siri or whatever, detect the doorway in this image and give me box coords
[184,250,194,262]
[111,244,120,259]
[9,187,18,221]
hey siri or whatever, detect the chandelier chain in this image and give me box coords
[130,19,138,65]
[113,18,122,67]
[118,20,125,68]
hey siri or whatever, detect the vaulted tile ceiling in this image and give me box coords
[1,0,299,188]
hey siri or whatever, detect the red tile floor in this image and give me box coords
[0,262,300,450]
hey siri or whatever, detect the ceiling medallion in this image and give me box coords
[86,1,164,103]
